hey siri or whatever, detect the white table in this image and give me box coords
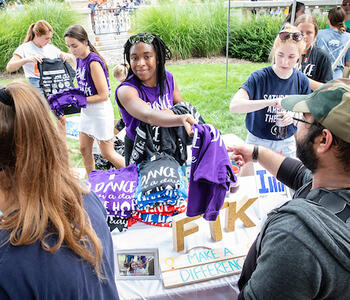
[113,176,288,300]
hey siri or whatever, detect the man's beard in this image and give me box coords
[296,132,319,173]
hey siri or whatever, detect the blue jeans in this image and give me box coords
[27,77,44,95]
[245,132,296,158]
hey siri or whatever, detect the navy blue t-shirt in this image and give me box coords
[242,66,311,140]
[0,191,119,300]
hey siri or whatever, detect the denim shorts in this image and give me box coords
[245,132,296,158]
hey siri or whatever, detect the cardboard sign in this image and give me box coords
[161,248,245,289]
[254,163,287,196]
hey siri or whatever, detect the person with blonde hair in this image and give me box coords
[230,24,311,159]
[64,25,125,174]
[0,82,119,299]
[316,6,350,79]
[295,14,333,90]
[113,63,129,83]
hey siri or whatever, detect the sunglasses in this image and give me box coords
[279,31,304,42]
[129,33,155,45]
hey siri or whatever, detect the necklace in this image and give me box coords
[303,45,313,65]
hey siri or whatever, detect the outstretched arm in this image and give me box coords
[117,85,195,136]
[227,144,286,177]
[230,88,279,114]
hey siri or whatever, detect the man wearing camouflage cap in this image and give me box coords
[228,78,350,299]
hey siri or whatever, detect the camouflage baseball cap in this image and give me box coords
[281,78,350,143]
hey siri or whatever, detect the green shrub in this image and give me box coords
[0,0,80,71]
[228,15,283,63]
[132,1,227,59]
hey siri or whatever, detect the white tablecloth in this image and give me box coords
[113,176,288,300]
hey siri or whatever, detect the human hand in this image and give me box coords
[59,52,71,62]
[182,114,196,137]
[27,55,43,64]
[280,111,294,126]
[227,144,254,167]
[271,98,283,109]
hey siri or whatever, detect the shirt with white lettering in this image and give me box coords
[138,153,181,195]
[115,71,174,140]
[297,46,333,83]
[242,66,311,141]
[187,124,236,221]
[316,28,350,79]
[87,164,138,218]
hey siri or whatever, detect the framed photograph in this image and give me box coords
[115,248,160,280]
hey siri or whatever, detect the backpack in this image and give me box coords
[37,58,80,115]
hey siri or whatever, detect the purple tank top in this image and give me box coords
[115,70,174,140]
[76,52,110,97]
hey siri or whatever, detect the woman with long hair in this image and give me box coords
[115,33,195,165]
[0,82,119,299]
[6,20,72,143]
[230,24,311,159]
[6,20,70,92]
[316,6,350,79]
[64,25,125,175]
[295,14,333,90]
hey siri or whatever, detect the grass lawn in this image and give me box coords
[1,62,268,168]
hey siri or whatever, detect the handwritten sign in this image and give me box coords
[161,248,246,289]
[254,163,287,196]
[161,247,236,272]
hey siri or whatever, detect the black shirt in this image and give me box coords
[297,46,333,83]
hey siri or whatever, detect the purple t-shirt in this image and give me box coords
[87,164,138,218]
[76,52,110,97]
[115,71,174,140]
[187,124,237,221]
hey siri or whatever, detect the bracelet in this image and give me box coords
[252,145,259,162]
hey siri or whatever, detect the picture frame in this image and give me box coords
[115,248,160,280]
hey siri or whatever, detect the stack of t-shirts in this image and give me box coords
[47,88,86,117]
[133,153,188,227]
[87,164,138,232]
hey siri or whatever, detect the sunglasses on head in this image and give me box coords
[128,33,155,45]
[278,31,304,42]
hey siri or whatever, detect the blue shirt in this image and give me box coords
[242,66,311,140]
[0,192,119,300]
[316,28,350,79]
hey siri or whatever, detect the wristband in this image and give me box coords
[252,145,259,162]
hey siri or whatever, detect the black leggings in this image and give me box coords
[124,135,134,166]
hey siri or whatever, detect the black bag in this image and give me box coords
[38,58,80,115]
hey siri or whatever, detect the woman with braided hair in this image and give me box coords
[115,33,195,165]
[316,6,350,79]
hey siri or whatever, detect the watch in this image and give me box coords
[252,145,259,162]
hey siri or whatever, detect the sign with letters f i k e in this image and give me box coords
[254,163,287,196]
[160,247,246,288]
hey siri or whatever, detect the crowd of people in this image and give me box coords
[1,2,350,299]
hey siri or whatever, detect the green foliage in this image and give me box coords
[132,1,227,59]
[0,0,80,71]
[229,15,283,63]
[315,14,328,30]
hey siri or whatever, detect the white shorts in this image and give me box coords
[79,99,114,141]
